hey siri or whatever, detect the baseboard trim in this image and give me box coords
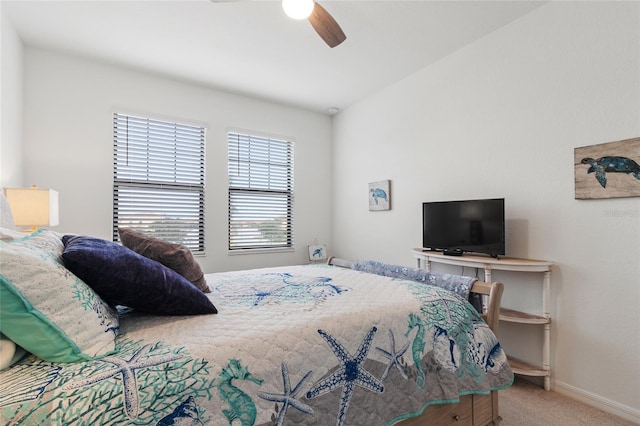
[553,379,640,424]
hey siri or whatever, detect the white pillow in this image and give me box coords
[0,227,25,242]
[0,189,15,229]
[0,229,119,362]
[0,334,26,370]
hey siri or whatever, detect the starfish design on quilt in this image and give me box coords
[257,362,314,426]
[375,329,409,382]
[306,327,384,426]
[63,344,182,419]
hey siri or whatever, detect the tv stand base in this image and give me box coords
[443,248,463,256]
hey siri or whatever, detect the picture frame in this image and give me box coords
[369,180,391,211]
[574,137,640,199]
[308,245,327,261]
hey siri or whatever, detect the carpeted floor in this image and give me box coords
[500,377,637,426]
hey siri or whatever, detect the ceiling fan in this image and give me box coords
[212,0,346,48]
[290,0,346,48]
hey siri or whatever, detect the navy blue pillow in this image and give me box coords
[61,235,217,315]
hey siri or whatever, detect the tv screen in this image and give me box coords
[422,198,505,257]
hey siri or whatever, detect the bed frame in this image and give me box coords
[327,257,505,426]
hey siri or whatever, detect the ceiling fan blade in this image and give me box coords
[308,2,346,48]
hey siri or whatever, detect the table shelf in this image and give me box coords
[500,308,550,325]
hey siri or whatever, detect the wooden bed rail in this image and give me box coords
[470,280,504,335]
[326,256,353,268]
[326,256,504,335]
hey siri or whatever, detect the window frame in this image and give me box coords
[112,112,206,253]
[227,130,294,253]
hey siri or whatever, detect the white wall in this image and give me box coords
[332,1,639,421]
[22,48,333,273]
[0,8,24,187]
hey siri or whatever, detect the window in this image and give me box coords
[113,113,205,252]
[228,131,294,251]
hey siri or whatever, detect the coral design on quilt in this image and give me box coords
[0,339,214,425]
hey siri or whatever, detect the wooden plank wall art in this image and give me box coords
[574,137,640,199]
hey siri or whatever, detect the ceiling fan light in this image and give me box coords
[282,0,314,20]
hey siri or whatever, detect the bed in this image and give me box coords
[0,227,512,426]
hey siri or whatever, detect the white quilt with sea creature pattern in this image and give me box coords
[0,264,513,425]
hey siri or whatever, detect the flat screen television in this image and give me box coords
[422,198,505,258]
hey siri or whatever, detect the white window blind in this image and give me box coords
[228,132,294,251]
[113,113,205,252]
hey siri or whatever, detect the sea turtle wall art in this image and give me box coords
[575,137,640,199]
[369,180,391,211]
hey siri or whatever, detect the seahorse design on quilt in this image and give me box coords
[406,313,464,389]
[405,312,427,389]
[217,359,263,426]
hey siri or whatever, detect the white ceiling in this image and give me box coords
[3,0,544,114]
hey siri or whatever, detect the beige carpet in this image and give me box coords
[500,377,637,426]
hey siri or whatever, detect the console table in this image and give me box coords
[411,249,554,390]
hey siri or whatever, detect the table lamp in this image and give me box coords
[4,185,59,232]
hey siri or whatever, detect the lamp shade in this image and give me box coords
[4,186,59,228]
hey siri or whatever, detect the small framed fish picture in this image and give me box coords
[369,180,391,211]
[308,245,327,262]
[574,137,640,199]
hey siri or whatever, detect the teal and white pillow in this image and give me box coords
[0,229,119,362]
